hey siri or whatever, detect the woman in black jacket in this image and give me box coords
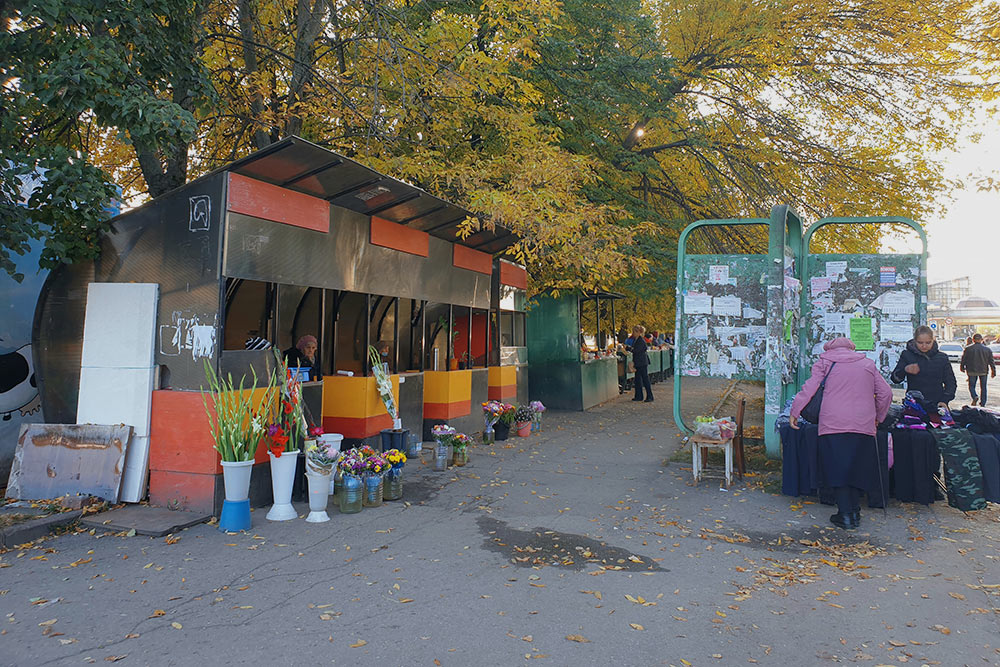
[629,325,653,402]
[890,325,956,408]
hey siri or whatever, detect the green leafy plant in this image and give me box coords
[201,360,274,462]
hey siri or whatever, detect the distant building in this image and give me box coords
[928,276,972,309]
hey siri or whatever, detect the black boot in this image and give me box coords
[830,512,857,530]
[850,510,861,526]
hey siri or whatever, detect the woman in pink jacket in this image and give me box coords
[790,337,893,530]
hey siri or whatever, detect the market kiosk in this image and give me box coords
[34,137,518,513]
[526,291,621,410]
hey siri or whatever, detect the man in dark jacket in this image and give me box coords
[628,325,653,402]
[890,326,957,408]
[960,333,996,406]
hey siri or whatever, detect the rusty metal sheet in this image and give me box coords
[6,424,132,502]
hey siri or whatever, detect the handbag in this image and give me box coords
[800,362,836,424]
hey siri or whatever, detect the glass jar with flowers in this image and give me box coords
[362,451,387,507]
[431,424,456,471]
[481,400,505,445]
[451,432,472,467]
[529,401,546,433]
[383,448,407,500]
[337,449,366,514]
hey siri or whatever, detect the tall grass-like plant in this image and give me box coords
[268,348,307,456]
[201,360,275,462]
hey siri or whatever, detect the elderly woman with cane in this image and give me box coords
[789,337,893,530]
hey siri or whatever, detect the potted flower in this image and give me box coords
[514,405,534,437]
[265,349,307,521]
[529,400,546,433]
[383,448,407,500]
[431,424,456,471]
[337,449,366,514]
[201,361,274,532]
[495,403,516,441]
[363,451,388,507]
[451,432,472,467]
[303,427,337,523]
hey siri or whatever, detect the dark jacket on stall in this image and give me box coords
[960,342,996,376]
[631,337,649,368]
[890,339,956,405]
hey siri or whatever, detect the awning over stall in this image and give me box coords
[220,136,516,255]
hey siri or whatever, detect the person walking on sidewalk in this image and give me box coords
[960,333,996,406]
[789,337,893,530]
[629,325,653,402]
[890,326,957,410]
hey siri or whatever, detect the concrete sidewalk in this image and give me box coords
[2,384,998,666]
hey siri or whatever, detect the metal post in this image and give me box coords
[468,307,473,368]
[420,300,426,372]
[364,293,371,376]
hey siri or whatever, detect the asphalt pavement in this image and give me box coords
[1,383,998,666]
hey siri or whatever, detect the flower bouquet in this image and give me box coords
[494,402,516,441]
[451,432,472,467]
[383,448,407,500]
[514,405,534,437]
[368,345,401,430]
[337,448,366,513]
[431,424,456,471]
[305,433,339,475]
[529,400,546,432]
[482,400,506,444]
[362,451,388,507]
[201,360,275,530]
[266,349,307,520]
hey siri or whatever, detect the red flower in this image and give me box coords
[272,432,289,446]
[283,400,293,414]
[269,444,283,458]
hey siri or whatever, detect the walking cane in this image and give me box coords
[875,433,888,516]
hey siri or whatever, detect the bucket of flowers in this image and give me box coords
[514,405,534,437]
[495,403,516,441]
[337,448,367,514]
[383,448,407,500]
[304,427,338,523]
[451,432,473,467]
[265,349,307,521]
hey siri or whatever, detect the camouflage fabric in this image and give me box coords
[929,429,987,512]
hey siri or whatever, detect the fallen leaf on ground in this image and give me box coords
[566,634,590,643]
[930,625,951,635]
[349,640,367,648]
[38,619,57,627]
[170,622,182,630]
[398,598,414,603]
[104,655,127,662]
[629,623,644,631]
[148,610,165,618]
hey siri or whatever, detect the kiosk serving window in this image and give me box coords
[222,279,275,350]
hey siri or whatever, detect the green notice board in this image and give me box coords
[801,253,923,379]
[679,254,768,381]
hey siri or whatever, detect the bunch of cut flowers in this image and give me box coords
[514,405,534,425]
[305,427,339,474]
[482,400,506,427]
[384,448,407,467]
[431,423,457,444]
[267,348,307,458]
[337,449,367,477]
[364,452,389,475]
[497,403,517,426]
[529,400,546,415]
[451,432,473,453]
[201,360,275,463]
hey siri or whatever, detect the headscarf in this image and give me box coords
[296,335,318,358]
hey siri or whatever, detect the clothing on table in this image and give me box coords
[817,432,881,491]
[953,406,1000,433]
[890,338,957,405]
[968,375,989,406]
[929,429,988,512]
[960,341,996,377]
[890,428,941,505]
[790,337,893,437]
[968,432,1000,504]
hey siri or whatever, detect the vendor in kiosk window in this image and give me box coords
[283,335,321,382]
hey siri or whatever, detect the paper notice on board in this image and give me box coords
[743,305,764,319]
[880,266,896,287]
[880,320,913,341]
[708,265,730,284]
[823,312,849,335]
[729,346,749,361]
[881,291,915,316]
[685,292,712,314]
[712,295,742,316]
[849,317,875,350]
[689,319,709,339]
[826,261,848,280]
[810,276,832,296]
[683,368,701,377]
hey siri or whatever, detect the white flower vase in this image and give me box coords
[305,470,332,523]
[266,450,299,521]
[219,460,254,532]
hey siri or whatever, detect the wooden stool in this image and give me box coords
[691,434,734,487]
